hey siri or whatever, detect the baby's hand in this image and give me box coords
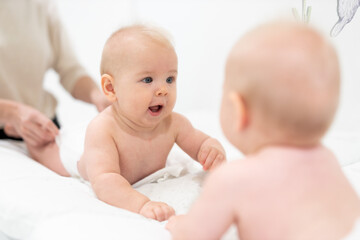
[139,201,175,221]
[198,138,226,171]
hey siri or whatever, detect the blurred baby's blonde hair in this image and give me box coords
[226,21,340,145]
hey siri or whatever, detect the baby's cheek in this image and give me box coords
[168,93,176,109]
[127,94,149,108]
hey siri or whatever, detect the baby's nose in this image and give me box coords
[155,86,168,96]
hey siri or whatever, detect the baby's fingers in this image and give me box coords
[198,146,211,165]
[153,206,166,221]
[140,208,156,220]
[208,154,225,171]
[153,205,175,221]
[144,211,157,220]
[163,205,175,219]
[203,149,218,171]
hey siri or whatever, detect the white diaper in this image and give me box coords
[56,123,88,178]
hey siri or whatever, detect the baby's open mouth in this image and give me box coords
[148,105,163,113]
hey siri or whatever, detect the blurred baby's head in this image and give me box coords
[100,25,178,128]
[221,21,340,153]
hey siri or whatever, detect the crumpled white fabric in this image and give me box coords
[0,138,210,240]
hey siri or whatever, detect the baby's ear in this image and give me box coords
[101,74,116,102]
[229,91,248,132]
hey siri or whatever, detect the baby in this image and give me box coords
[166,21,360,239]
[27,25,225,222]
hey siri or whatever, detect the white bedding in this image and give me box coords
[0,111,360,240]
[0,139,208,240]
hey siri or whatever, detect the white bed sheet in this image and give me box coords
[0,111,360,240]
[0,139,208,240]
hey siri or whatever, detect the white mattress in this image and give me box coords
[0,139,207,240]
[0,111,359,240]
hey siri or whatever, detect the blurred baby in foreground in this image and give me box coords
[167,21,360,240]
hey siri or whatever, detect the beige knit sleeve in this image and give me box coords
[46,0,88,94]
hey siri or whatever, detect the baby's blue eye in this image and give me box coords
[142,77,153,83]
[166,77,174,84]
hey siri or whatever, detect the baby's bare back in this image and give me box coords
[231,146,360,240]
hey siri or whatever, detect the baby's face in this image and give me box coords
[112,40,178,128]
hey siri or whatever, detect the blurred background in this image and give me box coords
[46,0,360,160]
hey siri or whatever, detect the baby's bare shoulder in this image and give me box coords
[86,108,117,136]
[210,155,285,188]
[170,112,189,124]
[169,112,196,131]
[163,112,191,132]
[208,160,252,184]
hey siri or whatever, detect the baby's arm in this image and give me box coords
[174,113,226,170]
[82,119,174,221]
[166,166,235,239]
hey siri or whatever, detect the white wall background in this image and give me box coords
[45,0,360,159]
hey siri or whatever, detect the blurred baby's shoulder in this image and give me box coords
[209,159,253,182]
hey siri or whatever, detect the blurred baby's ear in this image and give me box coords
[229,92,248,132]
[101,74,116,102]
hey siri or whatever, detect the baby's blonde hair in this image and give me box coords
[100,24,175,76]
[226,21,340,145]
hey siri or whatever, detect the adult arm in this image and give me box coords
[71,75,110,112]
[46,1,109,112]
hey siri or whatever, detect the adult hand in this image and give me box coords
[139,201,175,222]
[4,124,21,138]
[9,103,59,146]
[90,89,110,112]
